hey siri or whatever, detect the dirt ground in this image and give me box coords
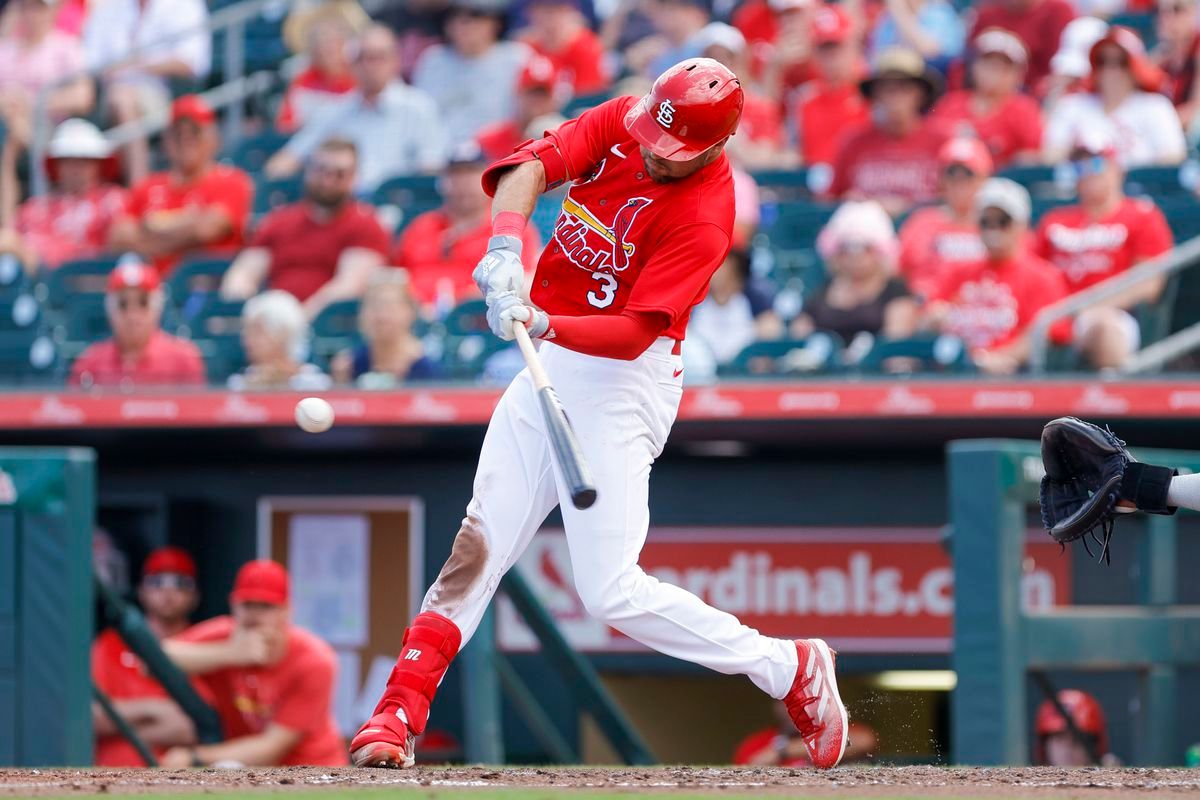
[2,766,1200,798]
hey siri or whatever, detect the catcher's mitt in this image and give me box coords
[1039,417,1177,563]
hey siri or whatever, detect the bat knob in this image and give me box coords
[572,488,598,510]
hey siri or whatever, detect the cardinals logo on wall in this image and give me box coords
[554,192,653,274]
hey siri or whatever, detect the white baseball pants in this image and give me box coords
[420,337,799,700]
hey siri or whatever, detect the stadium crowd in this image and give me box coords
[0,0,1198,388]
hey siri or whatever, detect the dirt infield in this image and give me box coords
[3,766,1200,799]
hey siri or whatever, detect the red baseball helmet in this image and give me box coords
[1034,690,1109,763]
[624,58,744,162]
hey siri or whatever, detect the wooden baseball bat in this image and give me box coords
[512,322,598,510]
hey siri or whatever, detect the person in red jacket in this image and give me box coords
[160,560,347,767]
[969,0,1077,93]
[794,3,869,167]
[69,259,207,388]
[108,96,254,277]
[931,28,1043,167]
[522,0,610,95]
[926,177,1068,374]
[92,548,201,767]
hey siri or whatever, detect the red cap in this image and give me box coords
[812,5,853,45]
[170,94,216,126]
[938,137,994,176]
[230,559,290,606]
[143,547,197,579]
[518,53,559,92]
[107,259,161,292]
[1034,690,1109,761]
[1089,26,1164,93]
[625,57,744,162]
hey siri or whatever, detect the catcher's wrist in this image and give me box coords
[1120,462,1178,515]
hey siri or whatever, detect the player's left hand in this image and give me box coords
[159,746,197,769]
[473,237,524,303]
[487,292,548,341]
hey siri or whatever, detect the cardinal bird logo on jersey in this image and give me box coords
[554,193,653,273]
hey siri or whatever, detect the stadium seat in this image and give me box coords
[41,256,119,308]
[254,174,305,215]
[165,256,235,314]
[0,330,59,386]
[371,175,442,232]
[179,297,245,340]
[0,293,43,334]
[998,164,1074,199]
[58,293,110,345]
[1125,165,1187,198]
[857,335,975,374]
[1110,12,1156,49]
[563,91,611,118]
[442,333,507,379]
[750,168,815,202]
[194,334,246,385]
[444,299,489,337]
[759,201,839,251]
[0,254,28,296]
[718,335,842,377]
[223,130,290,173]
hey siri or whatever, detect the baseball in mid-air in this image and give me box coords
[295,397,334,433]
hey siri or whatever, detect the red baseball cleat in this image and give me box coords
[785,639,848,769]
[349,711,415,769]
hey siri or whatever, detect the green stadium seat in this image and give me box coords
[442,333,507,379]
[444,299,489,337]
[194,334,245,385]
[563,91,611,118]
[759,201,839,251]
[0,254,27,296]
[857,335,975,374]
[750,168,816,201]
[224,130,290,173]
[165,255,235,311]
[1110,12,1156,49]
[0,330,59,386]
[718,335,841,377]
[1125,165,1186,197]
[179,297,245,340]
[312,299,361,339]
[41,256,119,308]
[0,293,42,334]
[371,175,442,232]
[60,293,109,343]
[254,175,304,215]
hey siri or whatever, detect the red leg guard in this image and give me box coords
[372,611,462,735]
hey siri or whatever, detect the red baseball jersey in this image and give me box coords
[933,254,1068,350]
[483,96,736,342]
[898,205,985,298]
[930,90,1044,168]
[1034,197,1174,292]
[92,628,170,766]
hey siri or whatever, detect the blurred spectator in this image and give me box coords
[632,0,711,79]
[0,118,125,272]
[330,269,441,386]
[696,22,794,170]
[969,0,1077,92]
[792,200,919,344]
[393,142,540,309]
[925,178,1067,375]
[109,96,253,278]
[230,290,330,391]
[1154,0,1200,130]
[92,547,199,766]
[412,0,530,146]
[931,29,1043,168]
[55,0,87,36]
[898,138,991,298]
[1043,27,1186,167]
[828,47,950,215]
[733,701,878,765]
[870,0,965,74]
[522,0,610,95]
[69,259,206,388]
[84,0,211,182]
[267,24,445,194]
[1034,690,1112,766]
[476,53,568,161]
[0,0,93,144]
[161,560,347,767]
[276,1,366,133]
[1041,16,1108,112]
[222,139,388,320]
[687,248,783,365]
[1034,131,1172,368]
[758,0,820,99]
[794,4,869,167]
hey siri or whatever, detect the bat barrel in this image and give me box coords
[538,387,598,510]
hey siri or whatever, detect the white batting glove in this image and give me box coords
[473,236,525,303]
[486,292,549,341]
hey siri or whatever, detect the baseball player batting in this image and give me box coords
[349,59,848,770]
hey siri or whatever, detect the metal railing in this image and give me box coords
[1027,235,1200,373]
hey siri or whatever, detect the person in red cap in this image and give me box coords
[969,0,1077,92]
[793,3,869,166]
[0,118,126,272]
[476,54,569,162]
[393,141,541,309]
[898,137,992,298]
[159,560,346,767]
[521,0,610,95]
[731,0,822,96]
[1033,689,1114,766]
[1043,27,1186,167]
[108,95,254,278]
[1033,130,1173,369]
[827,47,952,215]
[930,28,1043,168]
[349,57,849,772]
[91,547,201,766]
[68,259,206,388]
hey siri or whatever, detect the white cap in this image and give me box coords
[47,118,111,160]
[1051,17,1109,78]
[816,200,899,266]
[975,178,1031,225]
[695,22,747,56]
[769,0,815,11]
[975,28,1028,66]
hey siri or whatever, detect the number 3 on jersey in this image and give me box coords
[588,271,618,308]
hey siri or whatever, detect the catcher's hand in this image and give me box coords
[1039,417,1177,563]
